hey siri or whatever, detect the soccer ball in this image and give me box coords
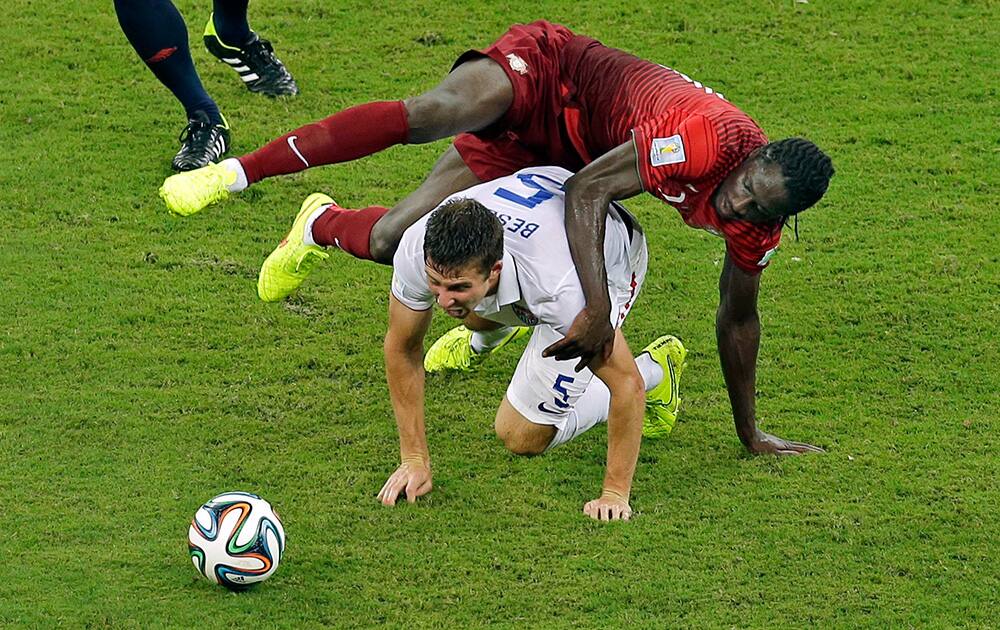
[188,491,286,589]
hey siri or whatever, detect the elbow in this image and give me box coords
[565,172,606,210]
[717,300,759,330]
[564,172,583,197]
[612,371,647,419]
[624,371,646,402]
[716,308,760,351]
[382,333,399,357]
[384,334,422,362]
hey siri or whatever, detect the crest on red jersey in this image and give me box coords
[506,53,529,75]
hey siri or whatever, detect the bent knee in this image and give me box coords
[368,222,403,264]
[404,93,470,143]
[494,422,552,456]
[404,60,511,142]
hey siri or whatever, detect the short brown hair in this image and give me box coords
[423,198,504,276]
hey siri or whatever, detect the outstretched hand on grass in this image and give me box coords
[377,459,432,506]
[583,490,633,522]
[748,430,824,456]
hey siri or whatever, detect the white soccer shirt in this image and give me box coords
[391,166,639,334]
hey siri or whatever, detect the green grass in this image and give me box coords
[1,0,998,627]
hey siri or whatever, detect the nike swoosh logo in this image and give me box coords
[537,402,565,415]
[287,135,309,167]
[663,192,686,204]
[664,357,676,406]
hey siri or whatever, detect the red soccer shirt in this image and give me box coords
[561,38,783,274]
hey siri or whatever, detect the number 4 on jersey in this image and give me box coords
[494,172,564,209]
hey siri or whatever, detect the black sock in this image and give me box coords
[114,0,222,125]
[212,0,252,46]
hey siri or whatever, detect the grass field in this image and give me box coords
[1,0,998,627]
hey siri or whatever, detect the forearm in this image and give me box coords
[716,309,761,448]
[595,337,646,497]
[564,179,611,316]
[384,345,430,463]
[562,141,645,316]
[602,390,644,497]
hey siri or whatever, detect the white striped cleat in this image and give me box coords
[204,14,299,97]
[169,111,231,173]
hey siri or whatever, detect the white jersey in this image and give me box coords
[391,166,641,335]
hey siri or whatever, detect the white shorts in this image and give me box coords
[504,233,648,427]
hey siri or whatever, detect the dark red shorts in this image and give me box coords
[451,21,588,182]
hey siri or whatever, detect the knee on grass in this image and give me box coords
[494,418,554,456]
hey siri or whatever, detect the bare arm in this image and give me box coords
[378,293,435,505]
[716,254,823,455]
[583,329,646,521]
[544,141,645,370]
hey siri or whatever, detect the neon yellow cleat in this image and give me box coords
[424,325,530,373]
[257,193,332,302]
[159,162,235,216]
[640,335,687,438]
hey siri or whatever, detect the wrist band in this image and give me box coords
[401,455,427,467]
[601,488,628,502]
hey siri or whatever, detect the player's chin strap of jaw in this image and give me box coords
[761,205,800,242]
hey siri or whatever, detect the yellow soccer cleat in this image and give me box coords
[424,325,530,373]
[159,162,236,216]
[640,335,687,438]
[257,193,332,302]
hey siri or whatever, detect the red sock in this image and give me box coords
[311,204,390,261]
[239,100,409,184]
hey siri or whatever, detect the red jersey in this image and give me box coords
[454,22,783,274]
[560,37,782,274]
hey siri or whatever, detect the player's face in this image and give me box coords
[425,260,502,319]
[713,156,790,224]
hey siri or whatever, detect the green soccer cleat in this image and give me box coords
[257,193,332,302]
[424,325,530,373]
[159,161,235,216]
[640,335,687,438]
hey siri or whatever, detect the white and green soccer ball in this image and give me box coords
[187,491,286,590]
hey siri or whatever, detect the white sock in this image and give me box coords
[302,204,332,247]
[547,379,610,450]
[470,326,515,354]
[220,158,248,192]
[635,353,664,392]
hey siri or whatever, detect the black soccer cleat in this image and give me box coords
[172,110,231,172]
[204,14,299,97]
